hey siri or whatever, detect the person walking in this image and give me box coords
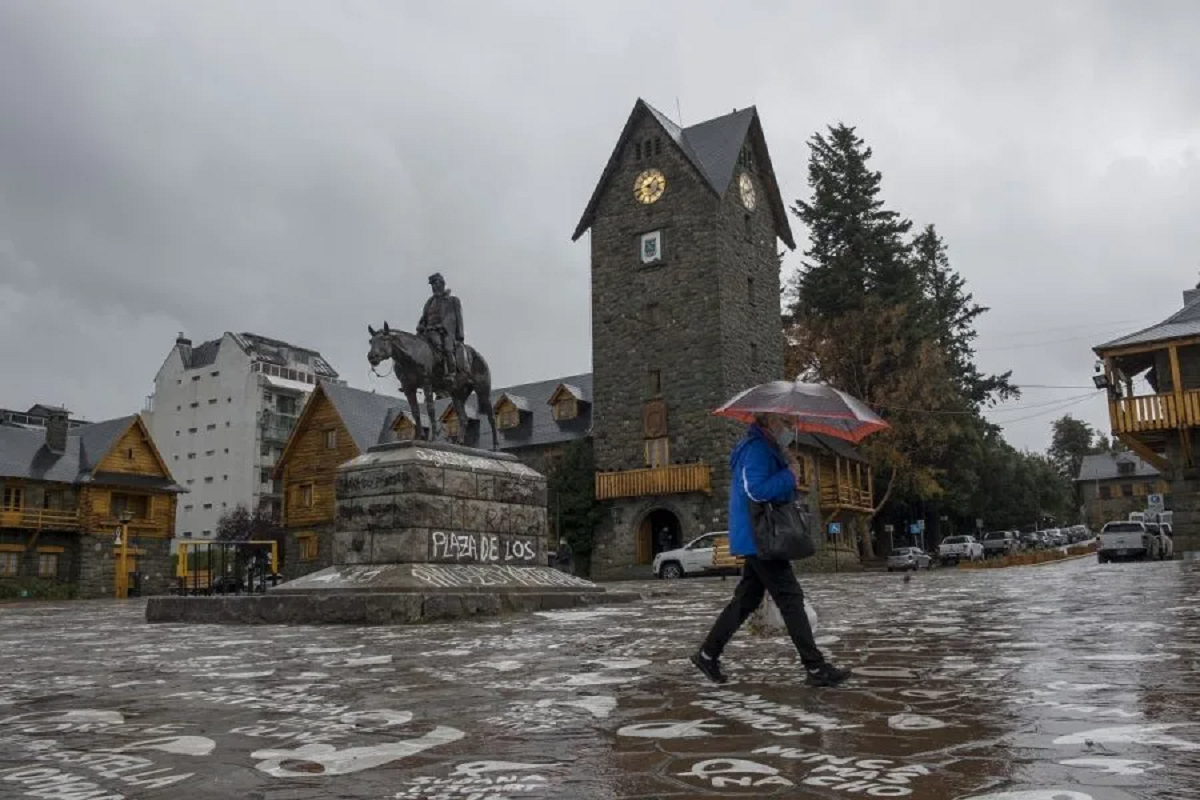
[691,412,852,688]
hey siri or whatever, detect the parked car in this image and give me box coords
[1098,520,1157,563]
[887,547,933,572]
[1069,525,1091,543]
[653,532,730,579]
[1017,531,1042,550]
[937,535,984,565]
[981,530,1018,558]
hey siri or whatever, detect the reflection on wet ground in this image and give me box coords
[1,556,1197,799]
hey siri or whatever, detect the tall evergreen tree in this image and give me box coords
[909,225,1017,408]
[788,124,915,323]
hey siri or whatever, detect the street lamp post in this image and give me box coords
[114,510,134,599]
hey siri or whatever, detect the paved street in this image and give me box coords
[1,557,1197,800]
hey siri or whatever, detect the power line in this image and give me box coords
[982,317,1156,338]
[978,327,1147,352]
[872,390,1101,416]
[989,392,1102,425]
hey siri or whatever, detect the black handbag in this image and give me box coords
[749,499,817,561]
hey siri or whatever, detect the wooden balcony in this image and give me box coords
[595,463,712,501]
[820,484,874,514]
[818,456,874,514]
[0,508,80,531]
[1111,391,1200,434]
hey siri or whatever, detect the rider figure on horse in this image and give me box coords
[416,272,464,382]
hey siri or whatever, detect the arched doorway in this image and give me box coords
[635,508,683,564]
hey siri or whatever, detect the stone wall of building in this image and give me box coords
[283,523,335,580]
[76,534,173,599]
[1165,475,1200,557]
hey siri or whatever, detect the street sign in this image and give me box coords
[908,523,921,535]
[975,518,984,530]
[828,522,842,536]
[1148,494,1165,514]
[884,524,894,534]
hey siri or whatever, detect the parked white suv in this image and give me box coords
[937,535,984,565]
[653,532,730,579]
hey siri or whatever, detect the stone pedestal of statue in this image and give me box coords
[146,441,634,625]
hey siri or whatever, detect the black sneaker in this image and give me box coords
[805,663,852,687]
[690,651,728,684]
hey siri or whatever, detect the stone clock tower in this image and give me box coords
[572,99,796,579]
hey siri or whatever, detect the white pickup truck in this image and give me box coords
[938,535,984,565]
[1098,520,1159,563]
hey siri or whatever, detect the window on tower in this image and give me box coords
[647,369,662,397]
[645,437,670,468]
[645,302,661,328]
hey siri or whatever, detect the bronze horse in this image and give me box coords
[367,322,498,450]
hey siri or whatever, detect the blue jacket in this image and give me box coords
[727,424,798,556]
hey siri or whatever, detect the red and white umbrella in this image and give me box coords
[713,380,889,444]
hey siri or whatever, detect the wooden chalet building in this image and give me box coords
[0,412,184,598]
[1094,284,1200,557]
[273,375,594,578]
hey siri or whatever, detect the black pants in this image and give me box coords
[700,556,826,671]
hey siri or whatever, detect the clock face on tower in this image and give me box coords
[633,169,667,204]
[738,172,757,210]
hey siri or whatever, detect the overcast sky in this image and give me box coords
[3,1,1199,454]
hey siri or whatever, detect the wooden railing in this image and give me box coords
[1111,390,1200,434]
[820,484,873,513]
[595,463,712,501]
[0,508,80,531]
[102,518,168,537]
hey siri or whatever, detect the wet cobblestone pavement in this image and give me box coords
[1,556,1198,799]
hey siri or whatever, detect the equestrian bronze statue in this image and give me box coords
[367,275,497,450]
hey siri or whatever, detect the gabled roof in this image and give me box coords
[77,416,139,473]
[495,393,531,413]
[1076,452,1160,482]
[572,98,796,249]
[0,415,183,491]
[548,382,591,405]
[320,382,406,453]
[1097,291,1200,352]
[277,373,595,470]
[794,432,868,463]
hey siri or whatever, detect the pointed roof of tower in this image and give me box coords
[572,98,795,249]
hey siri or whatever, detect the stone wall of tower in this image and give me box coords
[589,114,731,477]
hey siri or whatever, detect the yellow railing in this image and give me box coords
[595,463,712,501]
[0,508,81,531]
[1111,390,1200,434]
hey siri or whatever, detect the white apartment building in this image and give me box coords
[142,332,342,540]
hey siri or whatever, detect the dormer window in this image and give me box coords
[554,397,577,421]
[547,383,589,422]
[1117,461,1135,476]
[392,413,419,441]
[494,394,530,431]
[440,406,462,439]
